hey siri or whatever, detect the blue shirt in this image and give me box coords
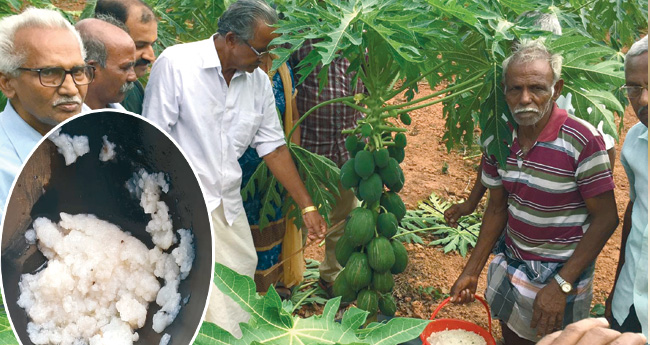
[0,102,42,221]
[612,122,648,337]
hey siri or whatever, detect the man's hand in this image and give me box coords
[537,318,647,345]
[531,281,568,337]
[450,273,479,303]
[444,202,475,228]
[304,210,327,242]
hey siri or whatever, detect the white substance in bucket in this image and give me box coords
[426,329,487,345]
[99,135,116,162]
[49,129,90,165]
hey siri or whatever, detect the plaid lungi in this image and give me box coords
[485,251,595,341]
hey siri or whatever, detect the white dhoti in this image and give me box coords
[204,204,257,338]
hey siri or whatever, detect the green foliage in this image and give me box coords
[241,142,341,230]
[590,303,606,318]
[195,262,429,345]
[0,292,18,344]
[146,0,230,54]
[396,193,482,257]
[415,285,448,301]
[272,0,646,169]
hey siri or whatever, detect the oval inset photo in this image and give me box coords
[1,110,213,345]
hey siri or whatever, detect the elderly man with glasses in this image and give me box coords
[0,7,92,221]
[143,0,327,337]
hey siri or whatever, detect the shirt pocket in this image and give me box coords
[230,110,263,157]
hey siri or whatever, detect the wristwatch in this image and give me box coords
[554,274,573,294]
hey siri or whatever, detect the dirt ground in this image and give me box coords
[302,82,638,342]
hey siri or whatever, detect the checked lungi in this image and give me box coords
[485,248,595,341]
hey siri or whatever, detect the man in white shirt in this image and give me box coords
[607,35,648,339]
[76,16,137,111]
[143,0,327,337]
[0,8,91,220]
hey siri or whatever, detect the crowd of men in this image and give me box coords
[0,0,646,343]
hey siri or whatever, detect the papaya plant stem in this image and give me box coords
[385,73,483,111]
[342,128,355,135]
[393,226,450,238]
[385,60,447,100]
[341,101,369,114]
[395,84,481,114]
[377,125,408,132]
[287,95,356,141]
[291,287,318,313]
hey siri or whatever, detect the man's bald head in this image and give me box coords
[75,17,137,109]
[76,17,133,68]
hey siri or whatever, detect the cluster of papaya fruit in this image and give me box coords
[333,113,411,318]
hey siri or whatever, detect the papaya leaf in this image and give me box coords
[200,263,426,345]
[359,317,430,345]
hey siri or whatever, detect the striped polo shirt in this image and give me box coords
[482,104,615,262]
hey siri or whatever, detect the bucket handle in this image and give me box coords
[430,294,492,334]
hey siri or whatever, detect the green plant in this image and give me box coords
[0,292,18,344]
[396,193,482,257]
[416,286,448,301]
[194,262,430,345]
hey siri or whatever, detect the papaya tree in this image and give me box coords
[262,0,647,318]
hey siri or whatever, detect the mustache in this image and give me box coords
[513,107,541,115]
[134,58,151,67]
[52,96,82,107]
[120,81,135,93]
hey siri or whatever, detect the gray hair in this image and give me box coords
[76,16,129,68]
[517,11,562,35]
[625,35,648,68]
[503,38,563,86]
[0,7,85,77]
[216,0,278,41]
[96,13,129,33]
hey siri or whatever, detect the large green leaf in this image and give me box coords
[195,263,429,345]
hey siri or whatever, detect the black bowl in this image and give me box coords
[1,110,212,345]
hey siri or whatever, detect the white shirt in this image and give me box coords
[612,122,648,337]
[143,37,285,225]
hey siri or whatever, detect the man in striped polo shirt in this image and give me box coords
[450,39,619,344]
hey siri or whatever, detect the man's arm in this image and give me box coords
[531,190,619,337]
[445,157,487,228]
[605,200,633,317]
[263,145,327,240]
[450,186,508,303]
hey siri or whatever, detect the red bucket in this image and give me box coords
[420,294,496,345]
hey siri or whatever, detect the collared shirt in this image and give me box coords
[291,40,365,168]
[143,36,285,225]
[612,122,648,337]
[482,104,615,262]
[81,102,126,112]
[0,102,42,221]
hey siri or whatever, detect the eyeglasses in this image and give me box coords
[621,85,648,99]
[243,41,269,58]
[17,65,95,87]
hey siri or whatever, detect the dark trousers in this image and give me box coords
[609,304,642,334]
